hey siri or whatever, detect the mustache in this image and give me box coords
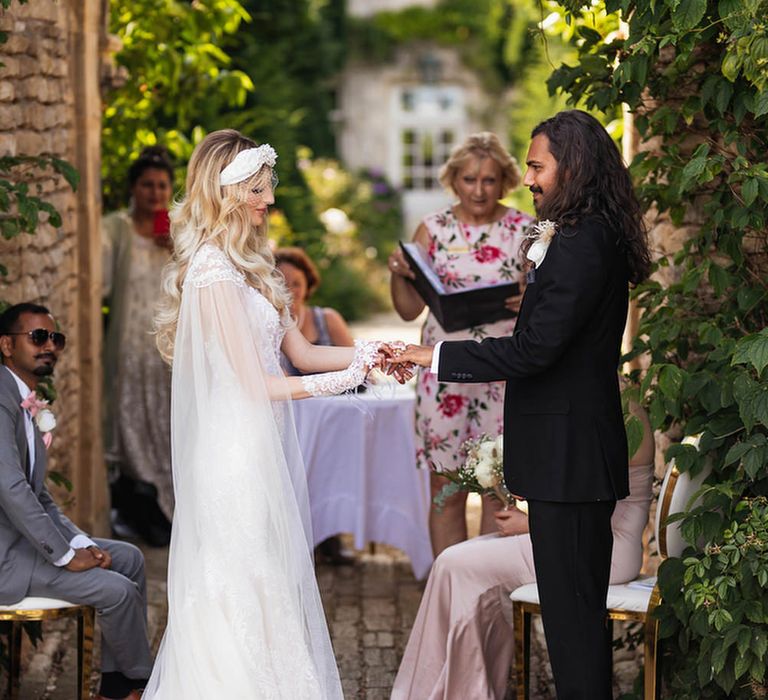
[35,353,57,362]
[529,185,543,195]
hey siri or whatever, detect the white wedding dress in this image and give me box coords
[143,245,343,699]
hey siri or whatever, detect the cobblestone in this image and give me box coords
[16,534,643,700]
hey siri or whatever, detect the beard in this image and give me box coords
[33,354,56,376]
[530,186,544,216]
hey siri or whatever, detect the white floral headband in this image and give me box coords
[219,144,277,186]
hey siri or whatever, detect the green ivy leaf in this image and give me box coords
[659,364,685,399]
[708,262,730,296]
[754,90,768,118]
[734,648,752,679]
[724,441,752,466]
[680,156,708,191]
[625,413,644,459]
[721,51,742,83]
[50,158,79,192]
[732,329,768,375]
[672,0,707,31]
[742,178,759,206]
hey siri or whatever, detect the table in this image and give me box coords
[293,385,433,579]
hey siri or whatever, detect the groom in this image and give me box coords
[0,302,153,700]
[397,110,651,699]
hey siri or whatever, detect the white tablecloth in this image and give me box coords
[293,386,433,579]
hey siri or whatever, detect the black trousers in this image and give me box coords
[527,499,616,700]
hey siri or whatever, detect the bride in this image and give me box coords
[145,130,389,698]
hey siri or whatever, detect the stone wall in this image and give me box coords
[0,1,109,534]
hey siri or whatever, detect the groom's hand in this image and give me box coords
[395,344,434,369]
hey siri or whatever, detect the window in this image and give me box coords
[401,129,455,190]
[396,86,464,191]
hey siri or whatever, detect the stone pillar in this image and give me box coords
[68,0,110,535]
[0,1,109,535]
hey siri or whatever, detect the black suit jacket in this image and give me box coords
[438,217,629,502]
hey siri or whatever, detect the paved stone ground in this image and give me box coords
[16,535,643,699]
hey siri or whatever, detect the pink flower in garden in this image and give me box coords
[439,393,467,418]
[474,245,504,263]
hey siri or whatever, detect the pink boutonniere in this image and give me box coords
[21,392,56,449]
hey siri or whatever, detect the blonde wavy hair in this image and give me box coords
[154,129,291,363]
[438,132,521,197]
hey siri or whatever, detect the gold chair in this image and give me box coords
[0,597,94,700]
[510,439,710,700]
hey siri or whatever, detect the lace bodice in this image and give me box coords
[186,245,286,371]
[185,244,247,289]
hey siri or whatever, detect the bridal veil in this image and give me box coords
[143,246,342,699]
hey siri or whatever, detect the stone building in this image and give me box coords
[0,1,110,534]
[336,0,514,235]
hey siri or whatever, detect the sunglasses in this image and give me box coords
[7,329,67,350]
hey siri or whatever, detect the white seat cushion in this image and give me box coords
[606,583,653,612]
[510,582,539,603]
[510,577,655,614]
[0,597,79,611]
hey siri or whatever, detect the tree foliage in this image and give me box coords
[103,0,349,254]
[103,0,253,209]
[547,1,768,697]
[220,0,346,255]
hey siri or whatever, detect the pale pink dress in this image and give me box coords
[391,463,654,700]
[415,207,533,471]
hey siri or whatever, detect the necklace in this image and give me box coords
[445,207,480,254]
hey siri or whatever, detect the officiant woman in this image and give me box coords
[388,132,533,555]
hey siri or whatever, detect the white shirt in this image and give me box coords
[4,366,96,566]
[430,341,444,374]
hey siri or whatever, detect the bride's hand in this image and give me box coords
[374,341,405,370]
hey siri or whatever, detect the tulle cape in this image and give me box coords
[144,247,342,699]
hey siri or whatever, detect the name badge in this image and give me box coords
[526,268,536,284]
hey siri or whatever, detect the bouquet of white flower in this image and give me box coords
[432,434,513,510]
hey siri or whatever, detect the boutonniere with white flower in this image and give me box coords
[525,219,558,268]
[21,392,56,449]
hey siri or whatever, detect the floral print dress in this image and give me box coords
[416,207,533,472]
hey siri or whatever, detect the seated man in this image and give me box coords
[0,303,152,700]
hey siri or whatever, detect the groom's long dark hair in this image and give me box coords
[532,110,651,285]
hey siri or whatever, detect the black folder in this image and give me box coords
[399,242,520,333]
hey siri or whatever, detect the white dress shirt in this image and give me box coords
[5,366,96,566]
[429,341,444,374]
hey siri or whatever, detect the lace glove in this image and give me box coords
[301,340,382,397]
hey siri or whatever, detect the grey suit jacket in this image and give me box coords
[0,366,83,604]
